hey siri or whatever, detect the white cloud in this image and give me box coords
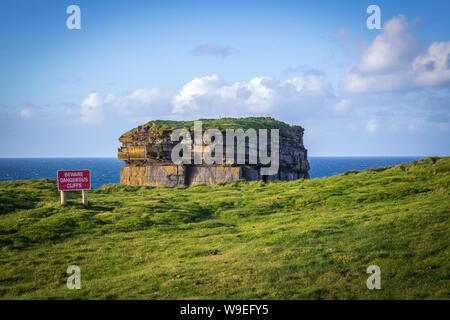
[342,71,411,93]
[79,74,334,126]
[341,15,450,93]
[286,76,332,96]
[172,75,227,113]
[77,73,448,141]
[357,15,420,73]
[412,41,450,87]
[19,108,32,118]
[115,88,173,118]
[80,88,174,124]
[80,92,114,123]
[172,74,333,115]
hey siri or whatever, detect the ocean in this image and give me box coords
[0,157,424,189]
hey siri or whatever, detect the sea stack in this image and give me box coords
[118,117,310,186]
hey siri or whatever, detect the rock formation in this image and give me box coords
[118,117,310,186]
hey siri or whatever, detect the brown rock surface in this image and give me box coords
[118,117,310,186]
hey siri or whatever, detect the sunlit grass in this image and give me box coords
[0,157,448,299]
[120,116,299,138]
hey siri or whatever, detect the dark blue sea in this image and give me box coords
[0,157,425,189]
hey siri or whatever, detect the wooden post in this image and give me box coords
[82,190,88,206]
[60,190,66,205]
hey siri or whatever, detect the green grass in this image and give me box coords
[0,157,449,299]
[120,117,300,138]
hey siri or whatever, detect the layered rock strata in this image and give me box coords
[118,117,310,186]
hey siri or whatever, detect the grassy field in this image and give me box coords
[120,116,300,138]
[0,157,448,299]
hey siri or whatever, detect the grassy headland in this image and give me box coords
[0,157,448,299]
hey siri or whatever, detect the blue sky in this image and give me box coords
[0,0,449,156]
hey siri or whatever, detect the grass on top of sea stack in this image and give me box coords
[120,116,300,138]
[0,157,448,299]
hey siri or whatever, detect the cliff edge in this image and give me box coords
[118,117,310,186]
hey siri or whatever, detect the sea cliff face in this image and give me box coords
[118,117,310,186]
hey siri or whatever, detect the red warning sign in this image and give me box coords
[57,170,91,191]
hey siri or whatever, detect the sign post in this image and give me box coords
[57,170,91,206]
[82,190,88,206]
[60,190,66,205]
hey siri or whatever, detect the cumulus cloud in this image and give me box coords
[78,15,450,139]
[80,89,173,124]
[342,15,450,93]
[192,44,237,58]
[357,15,420,73]
[412,41,450,87]
[79,74,335,125]
[342,71,409,93]
[80,92,114,123]
[172,75,227,113]
[171,74,333,117]
[114,88,173,120]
